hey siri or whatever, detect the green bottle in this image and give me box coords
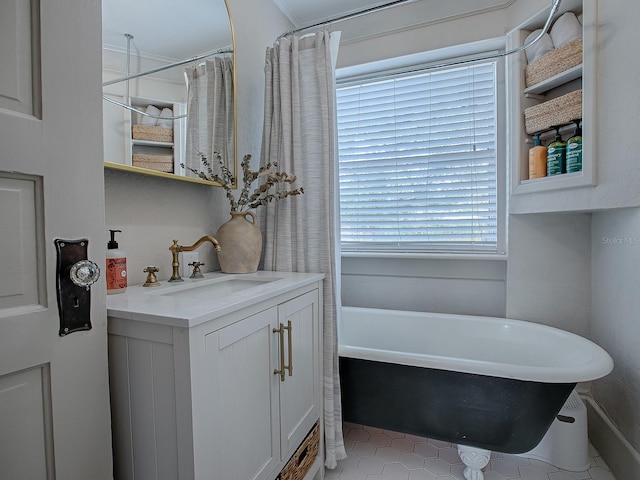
[566,121,583,173]
[546,127,566,176]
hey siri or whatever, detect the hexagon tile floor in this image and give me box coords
[325,423,617,480]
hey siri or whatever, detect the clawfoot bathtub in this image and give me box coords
[339,307,613,480]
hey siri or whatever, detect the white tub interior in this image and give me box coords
[339,306,613,383]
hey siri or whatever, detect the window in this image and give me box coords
[337,58,502,254]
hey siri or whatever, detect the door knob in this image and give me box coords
[70,259,100,289]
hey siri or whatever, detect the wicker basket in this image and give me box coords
[525,37,582,88]
[278,423,319,480]
[524,89,582,134]
[132,154,174,173]
[132,125,173,143]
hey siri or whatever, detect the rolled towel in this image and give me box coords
[524,29,554,63]
[157,108,174,129]
[550,11,582,48]
[141,105,160,126]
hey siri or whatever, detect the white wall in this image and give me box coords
[104,170,222,285]
[227,0,293,159]
[592,208,640,454]
[342,257,506,317]
[337,4,508,69]
[506,213,591,336]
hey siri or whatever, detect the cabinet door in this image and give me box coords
[277,290,321,459]
[202,308,281,480]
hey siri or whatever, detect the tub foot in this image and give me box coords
[458,445,490,480]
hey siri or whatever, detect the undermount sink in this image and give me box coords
[155,276,280,301]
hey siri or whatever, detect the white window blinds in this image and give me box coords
[337,61,498,253]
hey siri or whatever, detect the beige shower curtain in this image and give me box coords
[260,30,347,469]
[184,55,234,177]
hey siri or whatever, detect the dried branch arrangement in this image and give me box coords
[183,152,304,213]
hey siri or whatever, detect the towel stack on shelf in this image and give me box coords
[525,12,583,88]
[133,104,174,141]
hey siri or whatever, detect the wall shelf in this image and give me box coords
[104,161,217,185]
[515,171,587,194]
[131,139,174,148]
[508,0,597,213]
[127,96,185,175]
[524,64,583,95]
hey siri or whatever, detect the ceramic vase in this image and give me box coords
[215,211,262,273]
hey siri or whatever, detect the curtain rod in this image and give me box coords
[280,0,421,37]
[280,0,562,72]
[102,95,187,119]
[103,46,233,87]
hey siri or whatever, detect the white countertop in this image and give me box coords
[106,271,324,328]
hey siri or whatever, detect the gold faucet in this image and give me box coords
[168,236,221,282]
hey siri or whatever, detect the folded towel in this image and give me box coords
[550,12,582,48]
[524,30,555,63]
[157,108,174,129]
[141,105,160,126]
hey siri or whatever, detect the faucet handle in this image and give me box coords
[188,261,205,279]
[168,240,184,283]
[143,266,160,287]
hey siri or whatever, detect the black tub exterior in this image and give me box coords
[339,357,575,454]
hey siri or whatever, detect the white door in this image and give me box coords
[0,1,113,479]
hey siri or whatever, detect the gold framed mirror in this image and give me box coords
[102,0,236,186]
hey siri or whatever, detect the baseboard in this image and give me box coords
[583,395,640,479]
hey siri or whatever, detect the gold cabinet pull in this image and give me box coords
[273,323,286,381]
[273,321,293,381]
[284,320,293,377]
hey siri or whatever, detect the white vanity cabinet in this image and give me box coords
[200,290,321,480]
[107,273,324,480]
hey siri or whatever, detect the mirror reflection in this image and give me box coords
[102,0,235,184]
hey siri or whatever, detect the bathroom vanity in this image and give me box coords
[106,271,325,480]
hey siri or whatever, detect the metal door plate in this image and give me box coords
[54,239,95,336]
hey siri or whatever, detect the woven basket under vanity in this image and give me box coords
[277,422,319,480]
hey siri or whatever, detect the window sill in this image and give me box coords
[340,251,507,261]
